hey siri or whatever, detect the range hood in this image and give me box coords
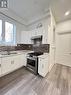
[31,35,42,40]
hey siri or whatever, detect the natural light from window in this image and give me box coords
[0,20,2,42]
[5,22,14,43]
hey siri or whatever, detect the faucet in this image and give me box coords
[7,46,10,55]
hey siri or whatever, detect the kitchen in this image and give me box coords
[0,0,71,95]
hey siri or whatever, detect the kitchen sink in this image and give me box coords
[1,52,17,55]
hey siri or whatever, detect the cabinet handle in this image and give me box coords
[42,58,45,59]
[11,61,14,64]
[70,53,71,55]
[42,64,44,68]
[0,64,1,67]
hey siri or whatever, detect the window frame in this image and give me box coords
[0,19,3,43]
[4,21,16,45]
[0,17,16,45]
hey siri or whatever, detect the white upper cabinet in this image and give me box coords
[34,27,43,36]
[42,27,48,44]
[21,27,44,44]
[21,31,32,44]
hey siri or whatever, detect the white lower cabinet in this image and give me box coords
[1,54,27,76]
[1,57,13,75]
[11,56,21,71]
[38,54,49,77]
[20,54,27,67]
[17,54,27,67]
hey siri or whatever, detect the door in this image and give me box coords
[56,33,71,66]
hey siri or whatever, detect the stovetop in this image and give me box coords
[28,52,43,57]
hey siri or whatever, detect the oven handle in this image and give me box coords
[27,57,37,61]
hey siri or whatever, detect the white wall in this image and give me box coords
[56,20,71,33]
[55,20,71,64]
[27,16,51,32]
[16,23,27,44]
[0,13,27,44]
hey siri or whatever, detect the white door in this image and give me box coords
[56,33,71,67]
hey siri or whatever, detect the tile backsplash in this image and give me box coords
[0,44,50,53]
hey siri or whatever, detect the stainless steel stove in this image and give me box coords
[26,52,43,74]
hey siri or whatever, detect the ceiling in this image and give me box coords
[51,0,71,23]
[0,0,71,25]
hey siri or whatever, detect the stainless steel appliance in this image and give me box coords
[27,52,43,74]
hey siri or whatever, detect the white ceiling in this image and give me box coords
[51,0,71,23]
[9,0,50,25]
[0,0,71,25]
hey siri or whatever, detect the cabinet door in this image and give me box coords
[34,27,43,36]
[11,54,27,70]
[12,56,21,71]
[21,31,27,44]
[14,54,27,68]
[20,54,27,67]
[1,57,12,75]
[38,55,48,77]
[0,58,1,76]
[42,27,48,44]
[21,31,32,44]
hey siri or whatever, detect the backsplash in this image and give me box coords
[16,44,33,50]
[0,44,50,53]
[0,46,15,51]
[0,44,32,51]
[33,44,50,53]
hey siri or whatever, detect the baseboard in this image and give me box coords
[56,63,71,68]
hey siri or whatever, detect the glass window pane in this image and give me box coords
[0,20,2,42]
[5,22,14,43]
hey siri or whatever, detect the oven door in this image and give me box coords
[27,57,38,74]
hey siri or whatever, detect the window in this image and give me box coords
[0,20,2,42]
[5,22,16,45]
[0,18,16,45]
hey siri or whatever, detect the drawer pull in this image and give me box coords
[11,61,14,64]
[0,64,1,67]
[42,64,44,68]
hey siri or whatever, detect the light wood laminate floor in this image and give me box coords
[0,64,71,95]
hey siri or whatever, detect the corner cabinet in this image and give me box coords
[38,54,49,77]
